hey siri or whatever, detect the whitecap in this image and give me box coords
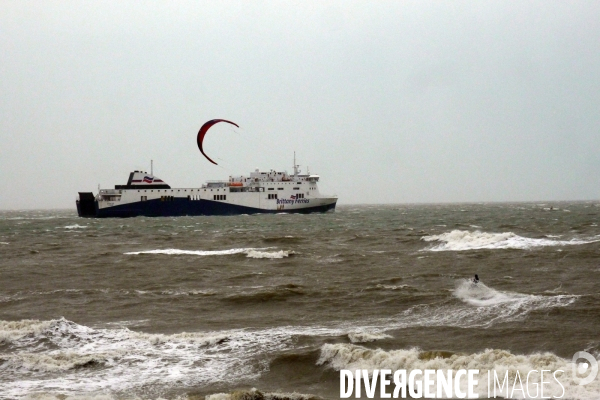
[245,250,292,259]
[348,331,392,343]
[124,247,268,256]
[422,230,600,251]
[453,280,531,307]
[124,247,293,259]
[375,284,412,291]
[62,224,88,229]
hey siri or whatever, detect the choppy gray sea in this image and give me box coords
[1,203,600,399]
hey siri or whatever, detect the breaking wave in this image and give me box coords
[422,230,600,251]
[0,319,58,345]
[0,352,109,372]
[124,247,290,258]
[0,317,399,398]
[348,331,392,343]
[0,318,296,397]
[317,344,600,399]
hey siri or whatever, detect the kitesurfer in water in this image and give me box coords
[472,274,479,284]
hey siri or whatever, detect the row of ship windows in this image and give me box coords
[135,187,311,193]
[187,195,227,201]
[140,196,181,202]
[267,193,304,199]
[256,181,304,184]
[138,189,223,192]
[141,193,306,201]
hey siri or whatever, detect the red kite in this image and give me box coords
[197,119,239,165]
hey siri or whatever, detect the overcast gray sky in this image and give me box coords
[1,1,599,209]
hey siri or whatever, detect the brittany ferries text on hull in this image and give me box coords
[76,159,337,217]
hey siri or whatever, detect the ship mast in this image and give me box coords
[293,152,297,177]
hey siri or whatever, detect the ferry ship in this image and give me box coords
[76,158,337,217]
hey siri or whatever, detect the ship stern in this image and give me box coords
[76,192,97,217]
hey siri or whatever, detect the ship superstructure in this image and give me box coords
[76,160,337,217]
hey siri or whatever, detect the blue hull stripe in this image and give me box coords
[77,198,336,218]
